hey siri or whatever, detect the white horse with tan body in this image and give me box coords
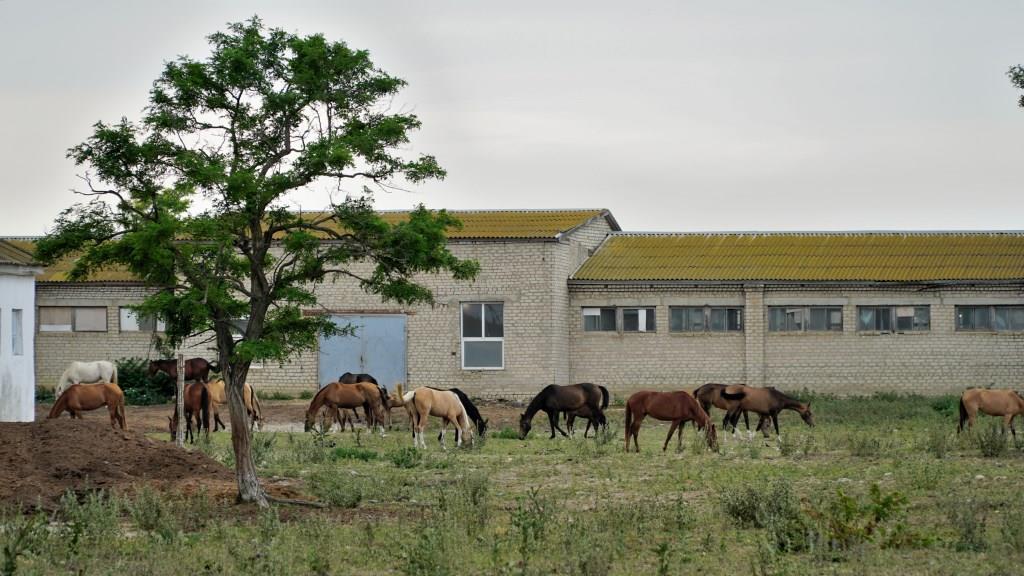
[403,387,474,449]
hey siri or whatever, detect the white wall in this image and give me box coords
[0,270,36,421]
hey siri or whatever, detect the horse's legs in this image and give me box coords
[630,412,645,452]
[771,413,780,437]
[677,421,686,451]
[663,421,680,451]
[549,410,569,438]
[1005,414,1017,440]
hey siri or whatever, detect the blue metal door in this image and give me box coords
[318,315,407,389]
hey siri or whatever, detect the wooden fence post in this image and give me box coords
[175,353,185,447]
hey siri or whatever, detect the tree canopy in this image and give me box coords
[36,17,478,505]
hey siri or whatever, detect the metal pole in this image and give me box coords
[175,353,185,447]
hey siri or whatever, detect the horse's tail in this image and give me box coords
[624,400,633,432]
[402,390,416,404]
[200,384,210,434]
[958,395,968,433]
[115,387,127,430]
[600,386,610,410]
[252,387,263,426]
[378,385,390,409]
[110,363,118,385]
[720,390,746,401]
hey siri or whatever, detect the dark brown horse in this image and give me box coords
[149,358,219,383]
[566,384,610,438]
[168,381,211,443]
[519,383,605,439]
[624,390,718,452]
[693,383,753,435]
[720,386,814,439]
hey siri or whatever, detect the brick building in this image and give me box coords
[10,211,1024,399]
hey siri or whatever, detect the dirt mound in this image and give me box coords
[0,418,234,510]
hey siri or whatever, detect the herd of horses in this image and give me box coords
[43,358,1024,452]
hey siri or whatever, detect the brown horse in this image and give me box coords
[48,382,126,430]
[720,386,814,439]
[519,383,606,439]
[304,382,385,433]
[168,381,211,443]
[624,390,717,452]
[566,384,610,438]
[403,387,473,449]
[148,358,219,383]
[206,379,262,431]
[958,388,1024,438]
[693,383,754,436]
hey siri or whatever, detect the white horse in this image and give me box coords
[56,361,117,397]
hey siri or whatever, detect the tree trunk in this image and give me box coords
[218,331,267,507]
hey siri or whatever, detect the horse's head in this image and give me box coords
[167,415,176,442]
[800,403,815,427]
[518,413,531,439]
[477,418,489,438]
[304,411,317,433]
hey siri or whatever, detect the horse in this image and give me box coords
[48,382,126,430]
[720,386,814,440]
[519,383,605,440]
[958,388,1024,439]
[206,379,263,431]
[148,358,219,383]
[624,390,718,453]
[693,383,754,437]
[339,372,391,425]
[304,382,385,434]
[425,387,488,438]
[168,381,211,443]
[55,360,118,397]
[566,384,609,438]
[388,384,417,433]
[403,387,473,449]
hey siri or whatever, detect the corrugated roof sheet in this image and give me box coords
[572,232,1024,283]
[0,240,38,266]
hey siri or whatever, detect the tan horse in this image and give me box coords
[624,390,717,452]
[304,382,385,434]
[403,387,473,449]
[206,379,263,431]
[959,388,1024,438]
[693,383,754,437]
[720,385,814,439]
[48,382,126,430]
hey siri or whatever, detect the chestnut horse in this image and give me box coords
[148,358,219,383]
[720,386,814,439]
[48,382,126,430]
[206,379,263,431]
[566,384,610,438]
[958,388,1024,439]
[304,382,385,434]
[519,383,605,439]
[168,381,211,443]
[624,390,717,452]
[403,387,473,449]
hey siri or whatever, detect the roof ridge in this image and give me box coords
[608,230,1024,237]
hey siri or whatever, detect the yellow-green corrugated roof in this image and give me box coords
[0,240,37,266]
[572,232,1024,283]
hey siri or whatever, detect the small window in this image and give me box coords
[671,307,743,332]
[582,307,617,332]
[11,309,23,356]
[39,306,107,332]
[622,308,656,332]
[858,306,929,332]
[462,302,504,369]
[769,306,842,332]
[958,305,1024,332]
[119,307,166,332]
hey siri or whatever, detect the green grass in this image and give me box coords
[9,393,1024,574]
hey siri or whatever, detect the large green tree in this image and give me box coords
[36,18,478,506]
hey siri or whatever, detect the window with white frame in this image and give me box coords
[461,302,504,369]
[956,305,1024,332]
[119,307,166,332]
[768,306,842,332]
[39,306,107,332]
[670,306,743,332]
[857,305,930,332]
[11,309,23,356]
[582,307,616,332]
[622,307,656,332]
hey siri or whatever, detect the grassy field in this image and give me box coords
[5,393,1024,575]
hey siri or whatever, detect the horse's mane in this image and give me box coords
[767,387,805,407]
[308,383,334,412]
[523,386,553,417]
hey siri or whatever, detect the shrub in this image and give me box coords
[116,357,173,405]
[947,498,988,551]
[264,391,294,400]
[388,447,423,469]
[1000,504,1024,553]
[332,446,378,462]
[929,396,959,417]
[720,478,808,552]
[925,427,951,459]
[847,433,886,457]
[1,510,46,576]
[309,471,363,508]
[809,484,910,554]
[34,386,54,403]
[976,423,1008,458]
[491,427,520,440]
[126,487,178,541]
[250,432,278,466]
[298,390,314,400]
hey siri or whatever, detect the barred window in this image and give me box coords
[857,306,930,332]
[670,307,743,332]
[769,306,842,332]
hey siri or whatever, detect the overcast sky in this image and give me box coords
[0,1,1022,236]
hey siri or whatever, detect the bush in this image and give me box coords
[929,396,959,417]
[491,427,520,440]
[925,427,951,459]
[947,498,988,551]
[116,357,173,405]
[809,484,910,554]
[1001,503,1024,553]
[847,433,886,457]
[332,446,378,462]
[34,386,54,403]
[309,471,363,508]
[976,423,1008,457]
[388,447,423,469]
[719,478,807,551]
[298,390,314,400]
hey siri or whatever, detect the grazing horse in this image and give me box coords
[958,388,1024,439]
[720,386,814,439]
[55,361,118,397]
[519,383,605,440]
[48,382,126,430]
[425,387,488,438]
[206,379,263,431]
[148,358,219,384]
[624,390,717,453]
[339,372,391,425]
[168,381,211,443]
[566,384,610,438]
[403,387,473,449]
[304,382,385,434]
[693,383,753,436]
